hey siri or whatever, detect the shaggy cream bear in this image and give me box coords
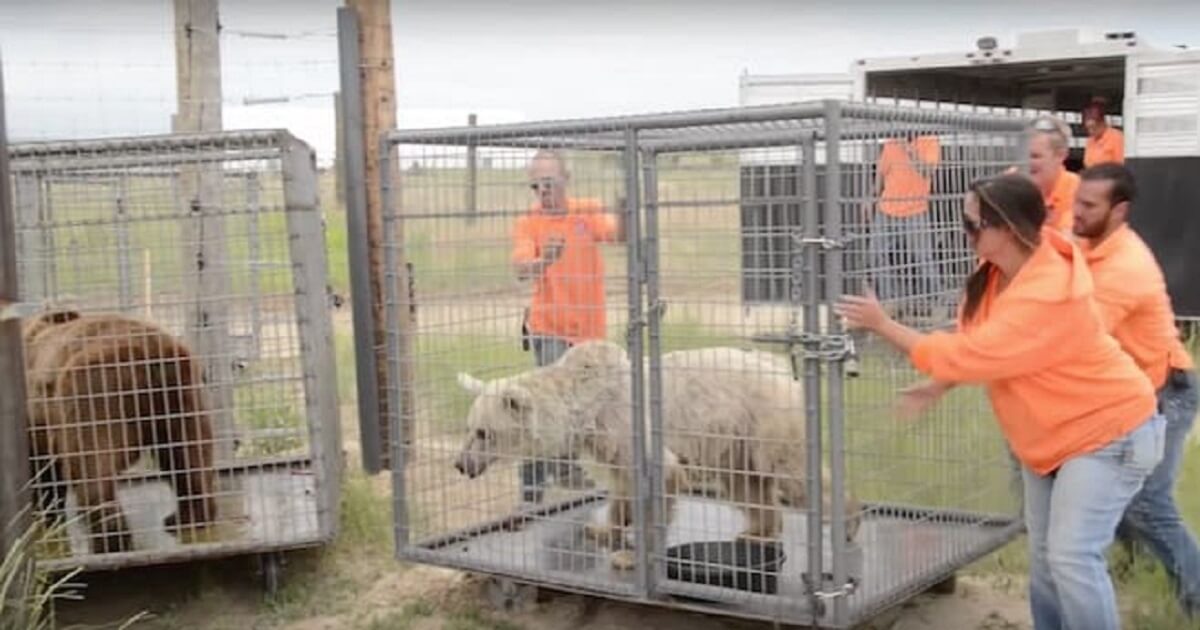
[455,340,861,568]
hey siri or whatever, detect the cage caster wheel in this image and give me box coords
[927,572,957,595]
[484,577,537,613]
[259,552,285,596]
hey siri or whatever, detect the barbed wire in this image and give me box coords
[0,21,337,40]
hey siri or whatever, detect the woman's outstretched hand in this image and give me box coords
[835,286,889,332]
[895,379,952,421]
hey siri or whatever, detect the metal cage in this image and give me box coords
[372,100,1029,628]
[6,130,341,575]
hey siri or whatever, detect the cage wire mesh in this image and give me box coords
[10,130,341,571]
[378,101,1029,627]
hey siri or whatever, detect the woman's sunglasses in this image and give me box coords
[962,212,995,237]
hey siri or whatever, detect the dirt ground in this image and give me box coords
[55,555,1033,630]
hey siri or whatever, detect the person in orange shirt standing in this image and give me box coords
[1082,99,1125,168]
[1073,162,1200,618]
[1027,115,1079,234]
[871,132,941,317]
[837,173,1164,630]
[512,148,621,504]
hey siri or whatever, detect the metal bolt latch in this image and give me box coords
[0,300,47,322]
[751,331,855,362]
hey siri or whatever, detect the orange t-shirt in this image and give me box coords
[878,136,940,218]
[512,197,617,344]
[1084,127,1125,168]
[1044,170,1080,233]
[1083,224,1194,388]
[910,227,1157,475]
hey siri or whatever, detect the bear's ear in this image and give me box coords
[500,385,533,420]
[456,372,485,396]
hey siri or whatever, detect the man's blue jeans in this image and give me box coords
[1119,369,1200,617]
[868,210,942,306]
[1023,413,1166,630]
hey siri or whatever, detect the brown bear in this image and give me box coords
[22,309,218,554]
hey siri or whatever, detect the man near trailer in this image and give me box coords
[511,148,621,505]
[1083,98,1125,168]
[871,131,942,319]
[1027,115,1080,234]
[1074,162,1200,618]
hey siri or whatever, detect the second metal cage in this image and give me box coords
[7,130,342,575]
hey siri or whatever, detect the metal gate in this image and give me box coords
[6,130,341,575]
[373,100,1028,627]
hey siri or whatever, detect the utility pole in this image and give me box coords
[343,0,413,471]
[174,0,222,134]
[174,0,236,463]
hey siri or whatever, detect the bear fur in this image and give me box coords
[454,339,862,564]
[21,309,217,553]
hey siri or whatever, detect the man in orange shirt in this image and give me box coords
[1027,115,1079,234]
[1082,99,1125,168]
[871,132,941,317]
[1074,162,1200,617]
[512,148,620,504]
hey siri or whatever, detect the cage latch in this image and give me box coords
[812,578,858,600]
[0,300,47,322]
[751,330,855,362]
[794,235,846,250]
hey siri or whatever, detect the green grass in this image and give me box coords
[36,176,300,301]
[231,361,308,458]
[325,209,351,296]
[2,514,79,630]
[261,467,396,624]
[441,605,525,630]
[359,601,435,630]
[335,326,360,405]
[339,471,393,551]
[413,333,532,433]
[842,351,1011,512]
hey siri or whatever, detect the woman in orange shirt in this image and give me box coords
[837,174,1164,630]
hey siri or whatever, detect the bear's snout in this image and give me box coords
[454,453,486,478]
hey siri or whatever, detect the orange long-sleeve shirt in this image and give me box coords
[1084,127,1125,168]
[1083,224,1194,389]
[512,197,617,344]
[878,136,940,218]
[1044,170,1080,234]
[910,228,1157,475]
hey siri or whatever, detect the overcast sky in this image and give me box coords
[1,0,1197,163]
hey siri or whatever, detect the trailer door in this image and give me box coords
[1125,50,1200,158]
[1125,50,1200,318]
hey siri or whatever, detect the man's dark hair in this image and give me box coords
[1083,97,1108,122]
[1080,162,1137,207]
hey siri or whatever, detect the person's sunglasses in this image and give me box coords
[529,178,559,192]
[1032,118,1059,132]
[962,212,994,237]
